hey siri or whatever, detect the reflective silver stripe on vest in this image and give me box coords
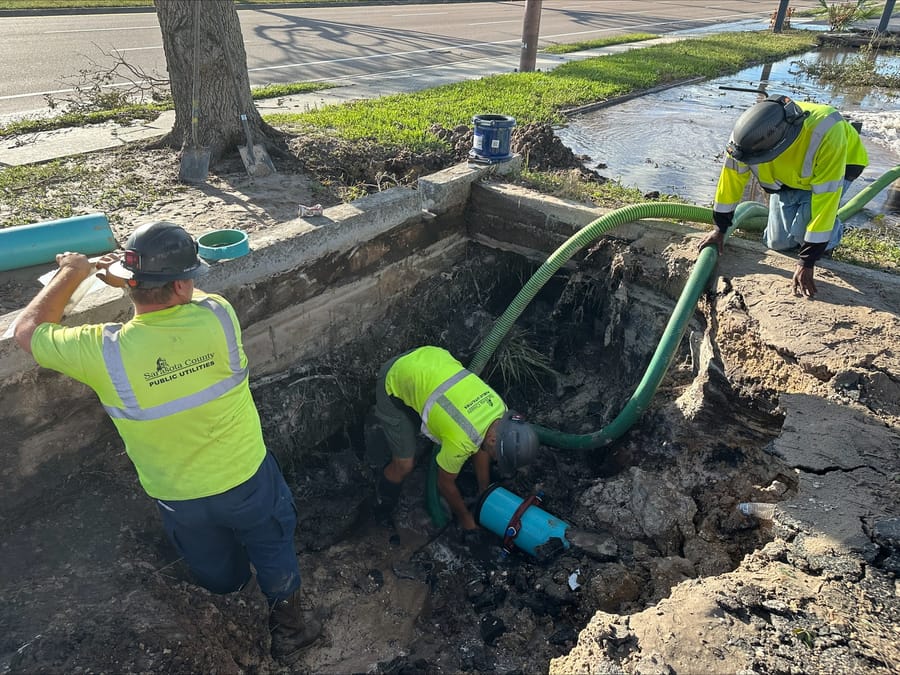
[811,177,844,194]
[724,156,748,173]
[420,368,484,447]
[802,111,841,178]
[101,298,247,421]
[713,200,739,213]
[747,165,782,192]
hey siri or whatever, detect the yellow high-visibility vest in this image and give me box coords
[385,346,505,474]
[714,101,868,243]
[32,292,265,500]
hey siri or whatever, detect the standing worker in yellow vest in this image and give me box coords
[14,221,321,661]
[698,94,868,298]
[370,346,540,533]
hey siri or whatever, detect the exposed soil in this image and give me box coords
[1,122,899,674]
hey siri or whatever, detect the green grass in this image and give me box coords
[795,45,900,87]
[0,154,181,228]
[1,103,169,137]
[0,82,332,138]
[268,31,818,151]
[514,167,686,208]
[834,224,900,271]
[542,33,657,55]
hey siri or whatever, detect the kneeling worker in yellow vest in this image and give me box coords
[14,221,321,661]
[699,94,868,298]
[371,346,540,532]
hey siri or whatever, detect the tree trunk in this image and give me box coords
[154,0,271,167]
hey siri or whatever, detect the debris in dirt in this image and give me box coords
[872,518,900,573]
[356,568,384,593]
[533,536,568,562]
[298,203,323,218]
[467,579,507,613]
[391,560,432,582]
[565,528,618,561]
[548,624,578,646]
[459,643,496,672]
[479,613,506,645]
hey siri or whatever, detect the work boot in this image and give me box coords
[269,591,322,659]
[374,473,403,527]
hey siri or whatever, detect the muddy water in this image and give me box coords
[557,50,900,228]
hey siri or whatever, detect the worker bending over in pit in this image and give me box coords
[369,345,540,533]
[14,221,320,661]
[698,94,868,298]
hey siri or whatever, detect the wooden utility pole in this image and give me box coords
[519,0,543,73]
[771,0,790,33]
[876,0,896,35]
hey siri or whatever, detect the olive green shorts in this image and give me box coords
[373,352,421,461]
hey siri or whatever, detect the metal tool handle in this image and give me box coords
[190,1,201,145]
[240,114,256,163]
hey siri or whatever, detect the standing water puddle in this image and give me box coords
[557,48,900,228]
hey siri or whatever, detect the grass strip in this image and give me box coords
[542,33,657,55]
[268,31,819,151]
[0,83,331,138]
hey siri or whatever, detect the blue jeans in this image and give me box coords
[156,452,301,604]
[763,180,853,252]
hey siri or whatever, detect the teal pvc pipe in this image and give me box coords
[426,167,898,526]
[0,213,116,272]
[476,485,570,556]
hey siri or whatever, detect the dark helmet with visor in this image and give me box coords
[495,411,540,474]
[726,94,809,165]
[109,221,206,288]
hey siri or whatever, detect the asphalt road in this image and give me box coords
[0,0,823,120]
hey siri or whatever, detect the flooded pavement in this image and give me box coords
[557,48,900,228]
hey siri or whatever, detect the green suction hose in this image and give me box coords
[426,166,900,526]
[838,163,900,221]
[467,202,716,375]
[733,163,900,232]
[427,202,716,526]
[537,200,766,450]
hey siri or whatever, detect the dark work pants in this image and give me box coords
[156,452,301,605]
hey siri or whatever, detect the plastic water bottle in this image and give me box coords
[738,502,776,520]
[63,265,100,316]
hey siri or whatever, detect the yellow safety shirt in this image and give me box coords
[385,346,505,474]
[31,291,265,500]
[714,101,868,244]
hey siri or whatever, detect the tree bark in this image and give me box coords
[153,0,272,167]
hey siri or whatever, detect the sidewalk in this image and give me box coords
[0,36,684,167]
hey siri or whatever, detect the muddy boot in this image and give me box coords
[269,591,322,659]
[374,473,402,527]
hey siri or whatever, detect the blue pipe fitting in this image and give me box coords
[476,485,570,556]
[0,213,116,272]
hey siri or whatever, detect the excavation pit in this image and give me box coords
[1,163,898,674]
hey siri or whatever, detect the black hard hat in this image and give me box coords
[109,221,207,288]
[726,94,809,165]
[495,411,540,474]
